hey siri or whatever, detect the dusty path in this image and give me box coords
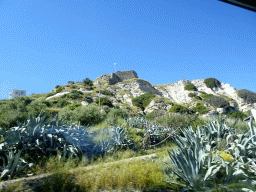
[0,153,162,191]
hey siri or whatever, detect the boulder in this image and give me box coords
[81,101,89,106]
[144,99,172,114]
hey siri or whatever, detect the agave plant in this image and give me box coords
[0,110,135,180]
[161,113,256,191]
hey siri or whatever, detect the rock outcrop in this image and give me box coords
[45,70,256,119]
[93,70,138,85]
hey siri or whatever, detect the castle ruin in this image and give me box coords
[93,70,139,85]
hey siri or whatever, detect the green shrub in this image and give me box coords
[71,105,104,126]
[56,87,64,93]
[61,90,84,100]
[225,110,248,122]
[132,91,156,111]
[189,118,210,132]
[184,84,197,91]
[82,95,93,104]
[70,90,83,95]
[94,97,113,108]
[204,95,230,108]
[50,98,71,108]
[46,92,55,97]
[188,93,196,97]
[168,103,188,113]
[145,110,166,122]
[55,85,61,89]
[156,113,199,136]
[191,103,209,115]
[154,97,165,103]
[118,89,130,96]
[107,108,129,121]
[236,89,256,104]
[145,111,156,122]
[194,96,202,100]
[67,81,75,84]
[200,93,213,99]
[82,78,93,86]
[198,91,207,95]
[66,102,82,111]
[69,84,77,89]
[204,78,222,89]
[57,107,74,125]
[96,89,114,96]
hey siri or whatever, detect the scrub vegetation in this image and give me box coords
[1,78,256,191]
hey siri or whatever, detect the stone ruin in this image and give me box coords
[93,70,138,85]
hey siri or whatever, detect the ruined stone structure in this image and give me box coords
[9,89,26,99]
[93,70,138,85]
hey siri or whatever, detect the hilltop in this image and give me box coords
[1,70,256,130]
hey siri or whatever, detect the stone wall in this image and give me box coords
[94,70,139,85]
[9,89,26,99]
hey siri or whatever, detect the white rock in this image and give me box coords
[81,101,89,106]
[79,88,92,92]
[45,92,70,100]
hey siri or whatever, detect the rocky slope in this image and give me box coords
[46,70,256,119]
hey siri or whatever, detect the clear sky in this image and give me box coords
[0,0,255,100]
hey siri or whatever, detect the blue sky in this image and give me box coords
[0,0,255,100]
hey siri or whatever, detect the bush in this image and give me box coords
[55,85,61,89]
[204,95,230,108]
[69,84,77,89]
[71,105,104,126]
[82,95,93,104]
[56,87,64,93]
[168,103,188,114]
[145,110,167,122]
[82,78,93,86]
[198,91,207,95]
[51,97,70,108]
[154,96,165,103]
[62,90,84,100]
[188,93,196,97]
[194,96,202,100]
[184,84,198,91]
[94,97,113,108]
[156,113,199,136]
[132,91,156,111]
[189,118,211,132]
[236,89,256,104]
[106,108,129,124]
[46,92,55,97]
[204,78,222,89]
[191,103,210,115]
[66,102,82,111]
[96,89,114,96]
[225,110,248,122]
[67,81,75,84]
[118,89,130,96]
[57,107,74,124]
[200,94,213,99]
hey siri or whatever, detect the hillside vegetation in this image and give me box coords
[1,77,256,191]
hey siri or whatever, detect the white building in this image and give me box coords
[9,89,26,99]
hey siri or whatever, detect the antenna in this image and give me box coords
[98,81,101,114]
[114,63,117,73]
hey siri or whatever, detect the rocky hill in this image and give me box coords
[45,70,256,119]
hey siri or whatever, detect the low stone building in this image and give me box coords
[93,70,138,85]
